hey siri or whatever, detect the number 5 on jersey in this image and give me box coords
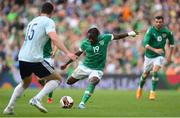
[25,23,37,40]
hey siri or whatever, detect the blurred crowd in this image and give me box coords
[0,0,180,77]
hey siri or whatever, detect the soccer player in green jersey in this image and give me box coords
[61,26,138,109]
[136,16,174,100]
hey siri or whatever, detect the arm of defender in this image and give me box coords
[60,51,83,70]
[113,31,138,40]
[48,32,77,60]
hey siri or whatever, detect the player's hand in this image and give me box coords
[154,49,164,55]
[128,31,138,37]
[51,51,56,58]
[67,52,77,61]
[166,56,171,64]
[60,64,67,70]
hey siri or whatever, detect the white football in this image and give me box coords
[60,96,74,108]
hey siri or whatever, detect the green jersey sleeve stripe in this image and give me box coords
[79,48,83,52]
[110,34,114,40]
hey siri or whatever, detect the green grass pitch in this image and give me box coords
[0,88,180,117]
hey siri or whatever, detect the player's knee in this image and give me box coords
[89,77,100,85]
[143,72,149,78]
[22,81,30,89]
[22,78,32,88]
[50,72,62,82]
[66,80,72,85]
[66,77,76,85]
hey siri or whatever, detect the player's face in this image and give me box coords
[87,33,97,44]
[155,19,163,29]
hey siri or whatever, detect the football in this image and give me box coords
[60,96,74,109]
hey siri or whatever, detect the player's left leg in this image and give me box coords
[79,77,100,109]
[38,79,54,103]
[149,65,161,100]
[79,70,103,109]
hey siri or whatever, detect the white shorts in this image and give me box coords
[143,56,165,72]
[71,64,103,80]
[44,58,54,67]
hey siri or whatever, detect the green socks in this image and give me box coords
[81,83,95,104]
[48,92,53,98]
[139,75,146,88]
[152,72,158,91]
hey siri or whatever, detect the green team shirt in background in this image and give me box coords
[43,39,52,58]
[80,34,114,71]
[143,26,174,58]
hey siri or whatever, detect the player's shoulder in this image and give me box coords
[147,26,154,31]
[99,33,113,39]
[31,16,54,24]
[81,38,89,44]
[162,26,171,33]
[43,16,55,24]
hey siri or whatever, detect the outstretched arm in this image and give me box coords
[113,31,137,40]
[61,51,83,70]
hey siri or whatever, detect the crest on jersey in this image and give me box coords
[162,33,167,38]
[157,36,162,42]
[99,40,104,45]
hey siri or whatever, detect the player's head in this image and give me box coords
[154,16,164,30]
[87,27,100,44]
[41,2,54,16]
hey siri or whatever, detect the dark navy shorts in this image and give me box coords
[19,60,54,79]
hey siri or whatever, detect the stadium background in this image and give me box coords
[0,0,179,90]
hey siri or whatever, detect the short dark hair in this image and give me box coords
[155,16,164,21]
[41,2,54,14]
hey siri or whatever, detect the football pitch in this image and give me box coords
[0,88,180,117]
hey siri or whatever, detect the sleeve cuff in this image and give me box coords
[79,48,83,52]
[111,34,114,40]
[145,44,150,48]
[170,45,175,47]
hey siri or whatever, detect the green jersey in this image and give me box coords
[43,39,52,58]
[143,26,174,58]
[80,34,114,70]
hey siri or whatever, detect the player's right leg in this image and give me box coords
[149,56,164,100]
[136,71,150,99]
[149,66,160,100]
[3,61,33,115]
[67,76,80,85]
[136,56,152,99]
[66,64,88,85]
